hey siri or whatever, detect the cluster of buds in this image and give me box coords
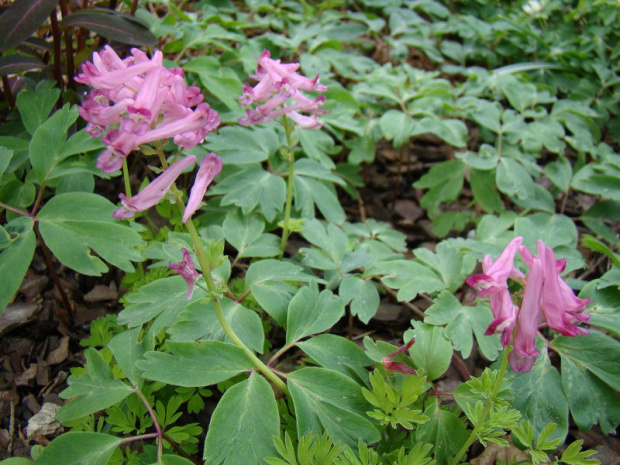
[76,46,220,173]
[466,237,590,373]
[238,50,327,129]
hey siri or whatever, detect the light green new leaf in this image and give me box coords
[137,341,254,387]
[203,374,280,465]
[57,348,133,422]
[406,321,453,380]
[511,354,568,442]
[368,259,446,302]
[425,291,501,360]
[286,283,345,345]
[339,276,380,324]
[37,193,143,276]
[288,367,380,447]
[0,216,35,313]
[35,432,121,465]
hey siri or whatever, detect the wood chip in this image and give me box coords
[0,302,40,336]
[46,336,70,365]
[83,284,118,303]
[25,403,62,438]
[14,364,37,386]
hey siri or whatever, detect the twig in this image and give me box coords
[379,281,426,319]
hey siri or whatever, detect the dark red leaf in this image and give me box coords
[0,0,59,52]
[0,54,46,77]
[61,9,157,46]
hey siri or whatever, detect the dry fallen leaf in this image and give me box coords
[470,441,530,465]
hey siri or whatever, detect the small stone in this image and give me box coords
[25,403,62,438]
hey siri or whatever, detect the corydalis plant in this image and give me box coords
[76,46,220,173]
[238,49,327,129]
[467,238,591,372]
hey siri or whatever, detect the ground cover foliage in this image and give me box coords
[0,0,619,464]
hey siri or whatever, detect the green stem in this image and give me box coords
[181,208,289,395]
[279,115,296,258]
[448,344,512,465]
[122,158,132,198]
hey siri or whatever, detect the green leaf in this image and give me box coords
[415,403,468,465]
[118,276,204,335]
[108,327,152,389]
[300,219,349,266]
[214,166,286,222]
[406,321,453,380]
[169,298,265,354]
[413,117,468,147]
[456,144,500,170]
[413,160,465,215]
[203,374,280,465]
[511,355,568,443]
[551,331,620,391]
[34,432,122,465]
[470,168,504,213]
[57,348,133,422]
[339,276,380,324]
[288,367,380,447]
[184,57,243,111]
[297,334,371,382]
[16,80,60,135]
[0,147,13,180]
[413,239,476,292]
[368,259,446,302]
[425,291,501,360]
[29,104,80,183]
[137,341,255,387]
[37,193,143,276]
[558,349,620,434]
[294,175,346,224]
[0,457,32,465]
[286,282,345,345]
[0,216,35,313]
[545,156,572,192]
[205,126,279,164]
[379,110,415,148]
[246,259,316,326]
[223,210,280,259]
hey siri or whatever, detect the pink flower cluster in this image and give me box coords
[238,50,327,129]
[466,237,590,373]
[76,46,220,173]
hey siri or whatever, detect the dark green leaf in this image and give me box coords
[406,321,453,380]
[0,0,59,51]
[415,403,468,465]
[0,54,46,76]
[61,9,157,46]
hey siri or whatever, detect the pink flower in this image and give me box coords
[169,248,201,300]
[77,47,220,173]
[467,237,590,373]
[238,50,327,129]
[182,153,223,223]
[113,155,196,219]
[466,237,524,299]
